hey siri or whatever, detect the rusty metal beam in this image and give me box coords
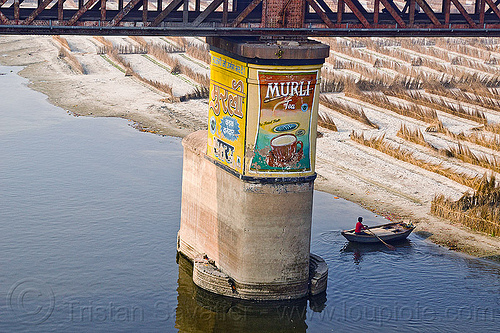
[480,0,486,24]
[6,24,500,37]
[486,0,500,13]
[5,0,500,36]
[415,0,441,26]
[379,0,406,27]
[343,0,370,28]
[101,0,106,21]
[110,0,142,26]
[450,0,476,27]
[22,0,54,25]
[0,11,7,24]
[231,0,262,27]
[67,0,100,26]
[14,0,19,20]
[410,0,415,25]
[444,0,450,24]
[58,0,64,21]
[0,0,8,24]
[151,0,183,27]
[223,0,228,25]
[485,0,500,20]
[315,0,333,13]
[183,0,188,23]
[337,0,344,24]
[192,0,225,26]
[305,0,334,28]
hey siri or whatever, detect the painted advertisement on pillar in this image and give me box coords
[250,70,318,175]
[207,51,248,174]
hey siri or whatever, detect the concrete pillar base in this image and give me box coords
[309,254,328,296]
[178,130,328,301]
[190,253,327,300]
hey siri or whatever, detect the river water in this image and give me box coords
[0,65,499,332]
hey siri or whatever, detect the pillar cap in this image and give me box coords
[207,37,330,62]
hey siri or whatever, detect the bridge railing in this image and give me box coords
[2,0,500,36]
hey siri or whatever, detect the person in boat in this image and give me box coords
[355,217,368,234]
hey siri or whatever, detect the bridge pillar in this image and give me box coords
[178,37,329,300]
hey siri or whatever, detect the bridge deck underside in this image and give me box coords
[2,0,500,36]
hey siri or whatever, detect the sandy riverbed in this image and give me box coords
[1,35,499,261]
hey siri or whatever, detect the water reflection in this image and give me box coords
[340,239,414,265]
[175,255,320,333]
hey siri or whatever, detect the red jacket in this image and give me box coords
[355,221,367,233]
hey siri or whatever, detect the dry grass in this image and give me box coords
[317,111,338,131]
[445,143,500,173]
[144,42,210,88]
[345,88,439,124]
[97,44,147,55]
[351,131,480,189]
[53,35,70,50]
[58,48,84,75]
[94,37,208,101]
[93,36,113,50]
[349,37,500,92]
[485,123,500,134]
[179,86,210,102]
[185,43,211,65]
[426,84,500,112]
[431,175,500,236]
[320,38,500,232]
[397,124,436,150]
[431,122,500,152]
[386,89,487,124]
[435,38,492,62]
[320,69,353,93]
[420,122,500,172]
[167,37,211,64]
[138,76,174,97]
[320,95,378,128]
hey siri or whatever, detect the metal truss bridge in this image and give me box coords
[2,0,500,36]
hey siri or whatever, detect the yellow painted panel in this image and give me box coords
[207,51,248,174]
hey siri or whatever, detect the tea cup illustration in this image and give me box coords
[269,134,303,163]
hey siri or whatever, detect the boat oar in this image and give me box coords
[366,228,396,250]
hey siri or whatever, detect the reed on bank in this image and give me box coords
[318,111,338,131]
[58,47,85,75]
[431,175,500,236]
[432,122,500,152]
[351,131,480,189]
[345,88,439,124]
[320,95,378,128]
[386,88,487,124]
[95,37,208,100]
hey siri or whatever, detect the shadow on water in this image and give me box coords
[175,255,327,333]
[413,230,433,240]
[340,239,415,264]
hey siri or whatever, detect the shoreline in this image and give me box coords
[1,35,499,262]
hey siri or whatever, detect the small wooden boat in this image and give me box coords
[341,221,415,244]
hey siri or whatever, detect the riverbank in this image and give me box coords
[1,35,499,261]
